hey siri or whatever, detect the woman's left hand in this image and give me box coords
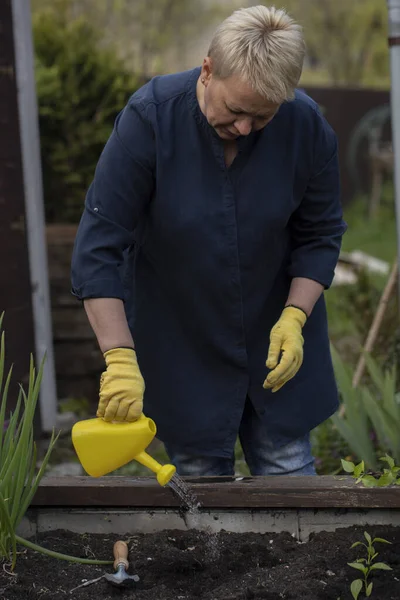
[263,306,307,393]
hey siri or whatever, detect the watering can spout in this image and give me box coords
[71,415,176,486]
[133,450,176,486]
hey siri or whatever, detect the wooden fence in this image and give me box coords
[47,225,102,407]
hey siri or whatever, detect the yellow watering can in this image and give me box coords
[72,414,176,486]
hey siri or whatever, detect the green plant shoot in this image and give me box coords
[341,454,400,487]
[0,313,112,569]
[331,345,400,469]
[348,531,392,599]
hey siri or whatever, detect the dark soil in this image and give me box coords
[1,526,399,599]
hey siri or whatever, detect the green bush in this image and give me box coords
[34,7,139,222]
[331,346,400,470]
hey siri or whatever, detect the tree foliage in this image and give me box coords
[280,0,389,86]
[33,4,138,222]
[32,0,220,76]
[31,0,221,222]
[32,0,390,222]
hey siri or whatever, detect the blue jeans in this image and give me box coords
[165,398,316,477]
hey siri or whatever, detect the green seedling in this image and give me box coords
[0,313,112,569]
[348,531,392,599]
[341,454,400,487]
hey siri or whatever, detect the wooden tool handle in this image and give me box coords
[113,540,129,570]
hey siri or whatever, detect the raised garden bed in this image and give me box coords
[3,476,400,599]
[5,526,400,600]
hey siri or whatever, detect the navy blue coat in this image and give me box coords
[71,67,347,457]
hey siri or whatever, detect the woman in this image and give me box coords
[71,5,347,477]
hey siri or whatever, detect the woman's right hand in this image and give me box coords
[97,347,145,421]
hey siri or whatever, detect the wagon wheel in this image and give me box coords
[346,104,392,214]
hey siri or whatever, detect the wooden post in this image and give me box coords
[0,0,57,431]
[0,0,37,417]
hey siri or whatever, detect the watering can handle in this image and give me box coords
[113,540,129,570]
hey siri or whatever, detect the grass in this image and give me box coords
[319,188,400,472]
[316,189,398,472]
[326,189,397,351]
[340,195,397,265]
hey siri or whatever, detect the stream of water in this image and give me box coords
[168,473,201,512]
[167,473,221,560]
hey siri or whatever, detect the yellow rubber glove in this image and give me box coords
[263,306,307,393]
[97,348,144,422]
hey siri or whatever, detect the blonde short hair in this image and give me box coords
[208,5,305,104]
